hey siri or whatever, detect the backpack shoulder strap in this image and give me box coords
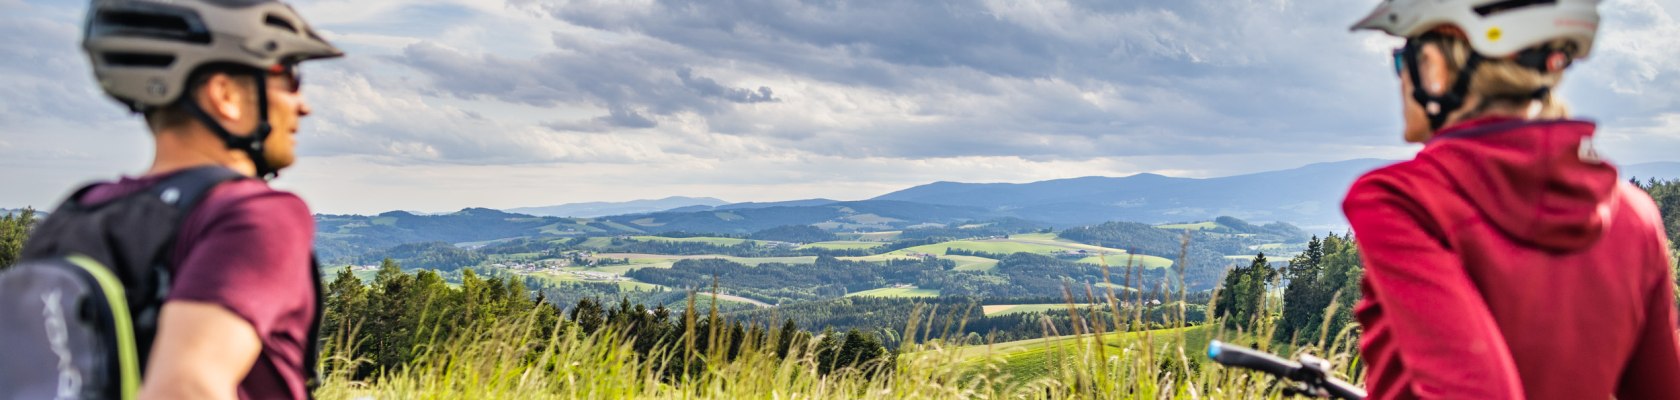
[148,166,246,215]
[304,254,324,398]
[129,166,248,371]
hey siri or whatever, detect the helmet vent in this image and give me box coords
[92,7,210,44]
[264,14,299,33]
[1473,0,1558,17]
[102,52,176,68]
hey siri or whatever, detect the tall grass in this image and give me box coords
[318,233,1364,399]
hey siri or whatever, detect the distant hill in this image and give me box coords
[504,196,728,218]
[873,159,1393,229]
[717,199,840,210]
[317,158,1680,263]
[663,199,840,213]
[314,208,639,263]
[601,200,993,234]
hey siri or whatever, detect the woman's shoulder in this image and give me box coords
[1611,180,1666,239]
[1343,159,1450,204]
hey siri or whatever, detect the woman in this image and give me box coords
[1344,0,1680,399]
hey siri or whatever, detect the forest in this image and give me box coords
[625,256,954,304]
[320,259,893,381]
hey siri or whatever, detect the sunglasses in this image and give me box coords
[267,63,303,93]
[1392,47,1405,76]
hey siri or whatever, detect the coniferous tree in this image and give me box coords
[1278,236,1325,342]
[0,207,37,269]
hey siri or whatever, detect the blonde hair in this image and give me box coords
[1433,37,1571,120]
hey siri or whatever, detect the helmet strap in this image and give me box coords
[179,68,278,180]
[1403,37,1482,132]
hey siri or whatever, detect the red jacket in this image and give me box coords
[1343,117,1680,400]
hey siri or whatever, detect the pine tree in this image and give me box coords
[0,207,37,269]
[775,318,799,357]
[1278,236,1324,342]
[1237,252,1274,329]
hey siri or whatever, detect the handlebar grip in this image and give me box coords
[1207,340,1299,379]
[1324,378,1368,400]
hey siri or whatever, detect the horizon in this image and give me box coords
[3,0,1677,215]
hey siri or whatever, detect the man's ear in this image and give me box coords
[1418,43,1453,96]
[198,72,247,124]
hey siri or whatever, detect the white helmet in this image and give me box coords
[83,0,343,112]
[1351,0,1600,59]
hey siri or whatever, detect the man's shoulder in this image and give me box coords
[184,179,313,236]
[201,179,310,216]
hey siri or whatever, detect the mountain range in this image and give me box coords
[308,159,1680,260]
[871,158,1392,230]
[507,159,1680,232]
[504,196,728,218]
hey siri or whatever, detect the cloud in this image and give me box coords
[677,68,777,103]
[4,0,1676,213]
[398,0,1414,163]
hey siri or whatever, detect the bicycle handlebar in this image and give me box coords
[1207,340,1367,400]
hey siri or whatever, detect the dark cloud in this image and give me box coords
[457,0,1409,161]
[543,104,659,132]
[677,68,777,103]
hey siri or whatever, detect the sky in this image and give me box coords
[1,0,1676,215]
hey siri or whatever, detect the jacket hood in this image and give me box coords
[1421,118,1619,251]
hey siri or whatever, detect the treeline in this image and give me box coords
[919,253,1174,298]
[323,259,892,381]
[748,225,836,243]
[353,241,486,271]
[313,208,573,262]
[622,252,1180,306]
[1212,234,1364,348]
[0,207,39,268]
[943,247,1013,259]
[617,236,959,258]
[525,280,685,312]
[1056,221,1235,290]
[625,256,955,305]
[612,238,807,257]
[1632,178,1679,253]
[1212,216,1308,242]
[322,259,560,378]
[894,217,1052,241]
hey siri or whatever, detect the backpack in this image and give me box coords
[0,166,323,400]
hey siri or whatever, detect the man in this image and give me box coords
[78,0,343,398]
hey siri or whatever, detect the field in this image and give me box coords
[837,231,902,241]
[980,303,1100,316]
[944,255,1001,271]
[845,286,941,298]
[798,240,883,250]
[966,325,1219,383]
[630,235,750,246]
[888,235,1179,270]
[571,236,618,250]
[523,271,665,291]
[895,240,1066,256]
[1075,254,1176,269]
[317,318,1332,400]
[320,265,379,282]
[575,253,820,273]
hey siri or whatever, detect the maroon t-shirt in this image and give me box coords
[82,170,317,400]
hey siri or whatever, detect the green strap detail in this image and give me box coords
[65,255,140,400]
